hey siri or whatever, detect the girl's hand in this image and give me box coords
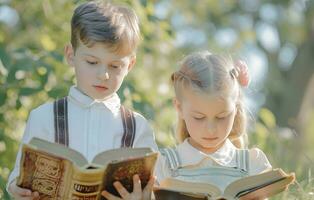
[101,174,155,200]
[8,180,40,200]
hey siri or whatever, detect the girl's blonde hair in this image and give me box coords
[171,51,247,148]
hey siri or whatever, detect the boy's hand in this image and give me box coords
[101,174,155,200]
[8,180,40,200]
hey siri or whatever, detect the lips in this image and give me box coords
[202,137,218,141]
[93,85,108,91]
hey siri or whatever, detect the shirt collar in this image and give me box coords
[68,86,121,113]
[177,138,236,167]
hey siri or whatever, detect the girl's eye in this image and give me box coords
[193,116,205,120]
[86,60,98,65]
[216,113,231,120]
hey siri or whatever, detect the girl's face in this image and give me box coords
[175,87,237,153]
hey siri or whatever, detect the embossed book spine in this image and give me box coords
[17,146,71,199]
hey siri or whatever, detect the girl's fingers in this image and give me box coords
[132,174,142,194]
[101,190,122,200]
[113,181,130,199]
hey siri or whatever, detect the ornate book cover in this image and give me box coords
[16,137,158,200]
[17,145,70,199]
[98,154,158,200]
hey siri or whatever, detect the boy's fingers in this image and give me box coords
[101,190,122,200]
[32,191,40,200]
[11,184,32,196]
[145,176,155,190]
[13,196,34,200]
[132,174,141,194]
[143,176,155,197]
[113,181,130,199]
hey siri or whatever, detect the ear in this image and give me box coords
[127,55,136,72]
[64,43,75,67]
[173,98,183,118]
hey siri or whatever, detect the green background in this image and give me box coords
[0,0,314,199]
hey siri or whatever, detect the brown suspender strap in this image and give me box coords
[53,97,69,147]
[53,98,134,148]
[120,106,136,148]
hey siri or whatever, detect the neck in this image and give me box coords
[187,138,226,154]
[75,86,114,101]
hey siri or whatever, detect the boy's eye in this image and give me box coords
[110,64,121,69]
[86,60,98,65]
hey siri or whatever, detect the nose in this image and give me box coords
[98,66,109,81]
[207,121,216,134]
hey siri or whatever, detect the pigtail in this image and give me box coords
[229,96,248,148]
[176,118,190,143]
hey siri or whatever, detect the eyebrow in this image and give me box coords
[191,109,233,115]
[82,54,98,58]
[111,60,124,64]
[82,54,125,64]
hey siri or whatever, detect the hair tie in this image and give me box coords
[178,70,189,79]
[171,71,186,82]
[173,70,203,87]
[233,60,250,87]
[229,68,239,79]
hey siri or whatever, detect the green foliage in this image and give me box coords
[1,0,313,199]
[250,108,314,199]
[0,0,175,198]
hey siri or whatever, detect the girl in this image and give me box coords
[156,51,272,193]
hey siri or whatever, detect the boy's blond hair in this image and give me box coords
[171,51,248,148]
[71,0,140,55]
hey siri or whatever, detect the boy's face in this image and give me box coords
[65,42,135,100]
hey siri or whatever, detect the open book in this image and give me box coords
[154,168,295,200]
[17,137,158,200]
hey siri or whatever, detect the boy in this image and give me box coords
[7,1,158,199]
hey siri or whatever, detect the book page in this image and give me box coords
[30,137,88,167]
[92,147,155,165]
[154,189,210,200]
[156,178,221,198]
[238,175,295,200]
[224,169,293,198]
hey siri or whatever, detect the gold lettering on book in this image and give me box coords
[73,183,100,193]
[34,156,61,178]
[32,179,57,196]
[71,194,98,200]
[31,154,62,196]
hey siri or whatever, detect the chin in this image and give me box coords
[202,140,222,148]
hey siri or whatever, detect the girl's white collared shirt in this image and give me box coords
[7,86,158,188]
[156,138,272,182]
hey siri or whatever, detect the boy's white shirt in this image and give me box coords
[156,138,272,182]
[7,86,158,192]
